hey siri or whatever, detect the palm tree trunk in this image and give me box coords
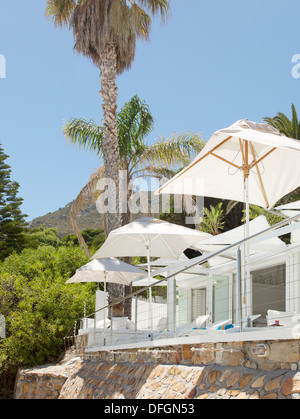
[99,43,121,233]
[99,43,124,315]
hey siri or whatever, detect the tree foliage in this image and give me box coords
[264,103,300,140]
[264,104,300,204]
[159,195,191,227]
[46,0,170,236]
[0,245,93,393]
[64,95,204,255]
[62,228,106,253]
[199,202,225,236]
[45,0,170,73]
[0,145,28,261]
[25,226,62,249]
[64,95,204,181]
[0,222,104,397]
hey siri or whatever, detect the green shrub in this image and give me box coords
[0,245,95,395]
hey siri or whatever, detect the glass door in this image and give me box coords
[252,264,286,325]
[213,274,232,323]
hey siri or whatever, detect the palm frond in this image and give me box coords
[291,103,299,139]
[132,165,177,180]
[129,3,151,40]
[70,0,170,73]
[225,200,239,215]
[110,1,151,41]
[139,132,204,169]
[63,118,103,156]
[264,104,300,139]
[45,0,76,27]
[46,0,171,72]
[118,94,154,158]
[70,166,107,257]
[137,0,171,23]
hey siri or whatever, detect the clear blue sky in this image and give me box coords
[0,0,299,221]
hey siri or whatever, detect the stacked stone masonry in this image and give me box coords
[14,339,300,399]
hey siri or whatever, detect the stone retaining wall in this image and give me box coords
[14,338,300,400]
[63,361,300,400]
[14,357,81,400]
[15,359,300,400]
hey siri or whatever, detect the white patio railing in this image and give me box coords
[75,213,300,351]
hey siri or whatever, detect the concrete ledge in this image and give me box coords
[85,327,300,354]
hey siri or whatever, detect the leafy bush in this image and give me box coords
[25,226,62,249]
[200,202,225,235]
[0,245,95,396]
[61,228,106,253]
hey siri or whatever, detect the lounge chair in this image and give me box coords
[176,316,234,337]
[223,315,262,333]
[176,315,209,337]
[266,310,300,327]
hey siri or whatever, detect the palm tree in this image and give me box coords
[263,103,300,140]
[264,104,300,204]
[64,95,205,257]
[46,0,170,235]
[65,95,204,318]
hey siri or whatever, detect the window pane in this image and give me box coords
[213,275,230,323]
[252,264,286,324]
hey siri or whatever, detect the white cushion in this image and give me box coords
[96,318,111,329]
[191,315,209,329]
[112,317,128,330]
[292,313,300,323]
[126,319,135,330]
[209,319,232,330]
[156,317,168,332]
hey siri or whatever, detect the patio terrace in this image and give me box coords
[72,213,300,355]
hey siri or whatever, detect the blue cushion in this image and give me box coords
[217,324,234,330]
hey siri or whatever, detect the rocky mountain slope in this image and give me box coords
[29,201,102,239]
[29,192,161,239]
